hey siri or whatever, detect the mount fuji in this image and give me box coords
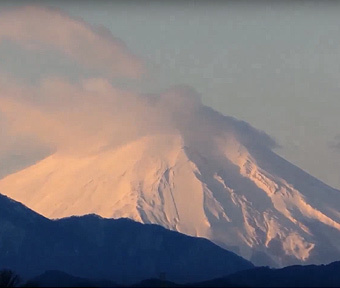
[1,90,339,267]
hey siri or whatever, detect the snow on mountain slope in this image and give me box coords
[1,130,339,267]
[0,134,208,236]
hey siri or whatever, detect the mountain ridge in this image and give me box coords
[0,192,253,284]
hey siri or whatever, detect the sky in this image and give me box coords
[1,1,340,189]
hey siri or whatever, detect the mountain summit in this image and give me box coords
[1,89,339,267]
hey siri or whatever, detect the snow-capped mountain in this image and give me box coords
[1,95,339,267]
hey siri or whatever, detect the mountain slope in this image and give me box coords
[1,104,340,267]
[27,270,118,287]
[0,193,253,284]
[194,261,340,287]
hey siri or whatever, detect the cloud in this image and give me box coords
[0,75,276,161]
[0,76,175,156]
[0,5,144,79]
[0,4,277,175]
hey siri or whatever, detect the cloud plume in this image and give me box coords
[0,5,144,79]
[0,77,173,155]
[0,75,276,159]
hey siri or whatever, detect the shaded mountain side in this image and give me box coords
[0,193,253,284]
[26,270,118,287]
[26,271,178,288]
[188,261,340,287]
[27,261,340,287]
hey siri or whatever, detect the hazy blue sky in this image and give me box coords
[1,1,340,189]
